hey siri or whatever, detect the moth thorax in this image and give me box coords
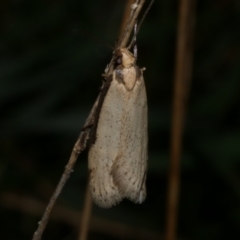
[119,48,135,68]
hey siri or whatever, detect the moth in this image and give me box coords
[88,48,148,208]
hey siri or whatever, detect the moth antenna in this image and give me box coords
[137,0,154,36]
[133,23,138,60]
[128,0,154,50]
[127,22,137,53]
[133,44,137,60]
[127,22,138,60]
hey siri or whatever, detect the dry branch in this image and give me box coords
[165,0,196,240]
[1,192,162,240]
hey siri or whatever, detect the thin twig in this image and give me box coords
[32,133,89,240]
[165,0,196,240]
[117,0,145,49]
[119,0,136,38]
[32,1,147,240]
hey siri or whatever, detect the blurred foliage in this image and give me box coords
[0,0,240,239]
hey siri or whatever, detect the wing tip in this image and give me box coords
[89,180,123,208]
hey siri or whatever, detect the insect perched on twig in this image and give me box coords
[88,42,148,208]
[32,1,152,239]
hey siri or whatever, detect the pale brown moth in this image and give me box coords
[88,48,148,208]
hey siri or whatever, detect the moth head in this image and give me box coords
[115,48,135,68]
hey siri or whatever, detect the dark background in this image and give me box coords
[1,0,240,239]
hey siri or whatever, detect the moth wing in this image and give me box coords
[88,78,124,208]
[112,73,148,203]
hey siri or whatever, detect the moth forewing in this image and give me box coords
[111,69,147,203]
[88,48,148,208]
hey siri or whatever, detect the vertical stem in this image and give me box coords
[119,0,136,38]
[165,0,196,240]
[78,187,92,240]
